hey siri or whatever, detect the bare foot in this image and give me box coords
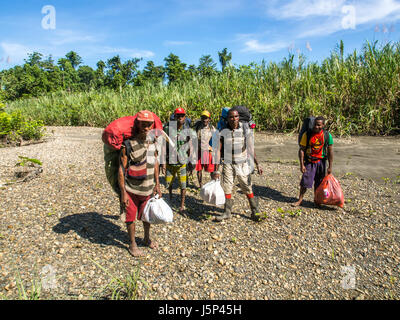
[291,200,302,207]
[143,238,158,250]
[128,244,144,257]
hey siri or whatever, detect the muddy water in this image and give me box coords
[254,132,400,182]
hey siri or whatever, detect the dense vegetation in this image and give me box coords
[2,41,400,135]
[0,102,45,144]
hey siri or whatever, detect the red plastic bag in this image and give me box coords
[314,174,344,208]
[102,112,163,150]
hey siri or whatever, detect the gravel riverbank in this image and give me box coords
[0,127,399,300]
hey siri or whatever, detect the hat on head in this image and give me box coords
[201,110,211,118]
[136,110,154,122]
[174,107,186,115]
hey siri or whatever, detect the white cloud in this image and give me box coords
[164,40,193,46]
[99,46,155,59]
[268,0,345,19]
[355,0,400,25]
[0,42,32,63]
[242,39,290,53]
[50,29,98,46]
[263,0,400,43]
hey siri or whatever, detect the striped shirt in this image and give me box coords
[220,123,248,164]
[123,137,157,196]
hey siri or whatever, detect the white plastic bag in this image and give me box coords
[142,195,173,224]
[200,179,225,206]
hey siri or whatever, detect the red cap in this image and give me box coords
[136,110,154,122]
[174,107,186,115]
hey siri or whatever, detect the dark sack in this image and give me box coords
[231,105,252,123]
[298,116,315,144]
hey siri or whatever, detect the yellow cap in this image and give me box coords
[201,110,211,118]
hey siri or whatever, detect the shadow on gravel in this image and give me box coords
[172,193,224,221]
[52,212,142,250]
[253,185,337,210]
[253,185,314,208]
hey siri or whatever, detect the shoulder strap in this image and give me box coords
[305,130,312,148]
[121,139,133,168]
[323,130,329,159]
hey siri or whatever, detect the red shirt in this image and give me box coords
[308,130,324,162]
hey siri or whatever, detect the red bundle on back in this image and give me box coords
[314,174,344,208]
[102,112,163,150]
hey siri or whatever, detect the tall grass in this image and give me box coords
[6,40,400,135]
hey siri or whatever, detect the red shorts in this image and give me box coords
[125,192,151,223]
[195,151,215,172]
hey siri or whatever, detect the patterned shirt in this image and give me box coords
[163,122,194,165]
[299,130,333,163]
[122,136,157,196]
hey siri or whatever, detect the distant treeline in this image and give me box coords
[0,49,232,101]
[3,41,400,135]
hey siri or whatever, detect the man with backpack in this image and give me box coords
[118,110,161,257]
[193,110,216,188]
[212,108,264,222]
[292,116,334,207]
[162,107,194,214]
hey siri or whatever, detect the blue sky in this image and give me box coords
[1,0,400,71]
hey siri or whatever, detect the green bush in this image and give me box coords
[0,106,45,143]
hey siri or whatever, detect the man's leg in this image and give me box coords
[197,169,203,189]
[126,222,144,257]
[165,165,175,200]
[236,167,261,221]
[313,160,326,208]
[292,162,315,207]
[178,164,187,213]
[292,186,307,207]
[216,163,234,221]
[142,221,158,249]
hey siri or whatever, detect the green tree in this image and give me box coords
[141,61,165,84]
[218,48,232,72]
[57,58,79,91]
[78,65,96,90]
[197,55,217,77]
[24,52,44,67]
[65,51,83,69]
[94,60,106,88]
[164,53,188,83]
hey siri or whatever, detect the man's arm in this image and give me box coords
[212,136,222,180]
[327,145,333,174]
[252,150,263,175]
[153,155,162,197]
[299,146,306,173]
[118,147,130,208]
[246,131,262,175]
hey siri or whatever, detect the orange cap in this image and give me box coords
[136,110,154,122]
